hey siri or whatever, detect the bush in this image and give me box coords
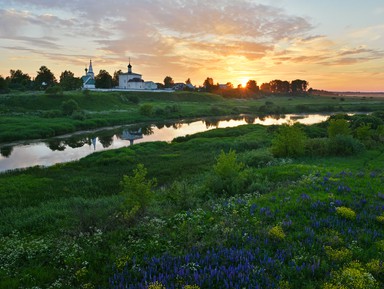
[61,99,79,116]
[336,206,356,220]
[120,164,157,220]
[208,150,246,196]
[139,104,153,116]
[127,95,139,104]
[328,119,351,138]
[305,138,329,156]
[45,85,63,97]
[328,135,365,156]
[239,149,274,167]
[271,123,307,157]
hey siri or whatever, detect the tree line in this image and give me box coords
[0,65,309,96]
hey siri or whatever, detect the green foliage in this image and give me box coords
[305,138,329,156]
[139,104,154,116]
[209,149,246,196]
[328,135,365,156]
[60,70,83,91]
[45,85,63,97]
[324,261,379,289]
[120,164,157,220]
[336,206,356,220]
[238,148,274,167]
[268,225,286,241]
[271,123,307,157]
[61,99,79,116]
[95,70,112,88]
[328,119,351,138]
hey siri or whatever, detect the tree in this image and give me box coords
[226,82,234,89]
[185,78,191,85]
[260,82,271,93]
[0,76,9,93]
[246,80,259,92]
[95,70,112,88]
[327,119,351,138]
[59,70,82,91]
[120,164,157,220]
[35,66,56,89]
[203,77,217,92]
[291,79,308,94]
[164,76,174,88]
[269,79,289,94]
[7,69,31,90]
[271,123,307,157]
[113,70,122,87]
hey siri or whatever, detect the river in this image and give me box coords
[0,114,331,172]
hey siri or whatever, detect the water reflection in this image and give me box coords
[0,114,332,172]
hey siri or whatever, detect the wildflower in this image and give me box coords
[324,246,352,263]
[324,261,378,289]
[336,206,356,220]
[375,214,384,224]
[148,281,166,289]
[268,225,286,241]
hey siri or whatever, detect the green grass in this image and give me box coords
[1,90,384,143]
[1,109,384,288]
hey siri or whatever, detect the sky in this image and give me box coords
[0,0,383,91]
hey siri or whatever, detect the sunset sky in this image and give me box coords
[0,0,383,91]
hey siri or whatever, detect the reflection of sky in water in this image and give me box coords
[0,114,329,172]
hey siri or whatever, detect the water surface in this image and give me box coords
[0,114,330,172]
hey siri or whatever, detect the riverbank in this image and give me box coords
[1,114,384,288]
[1,90,384,143]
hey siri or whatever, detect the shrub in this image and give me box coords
[328,119,351,138]
[61,99,79,116]
[271,123,307,157]
[305,138,329,156]
[268,225,286,241]
[128,95,139,104]
[324,261,378,289]
[120,164,157,220]
[139,104,153,116]
[209,149,246,196]
[336,206,356,220]
[328,135,365,156]
[71,110,86,120]
[238,149,274,167]
[324,246,352,263]
[45,85,63,97]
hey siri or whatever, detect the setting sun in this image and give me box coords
[240,78,248,88]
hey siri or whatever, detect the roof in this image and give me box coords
[82,75,95,85]
[120,72,142,77]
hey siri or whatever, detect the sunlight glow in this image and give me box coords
[240,78,248,88]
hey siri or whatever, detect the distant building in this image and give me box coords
[118,60,157,90]
[82,60,96,89]
[173,82,195,91]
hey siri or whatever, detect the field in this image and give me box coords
[1,90,384,143]
[1,91,384,288]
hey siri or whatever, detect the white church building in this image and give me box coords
[118,61,157,90]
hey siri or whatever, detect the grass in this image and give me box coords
[1,90,384,143]
[1,106,384,288]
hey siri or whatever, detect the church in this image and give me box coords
[81,60,96,89]
[118,60,157,90]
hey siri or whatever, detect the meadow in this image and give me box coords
[1,102,384,288]
[1,90,384,143]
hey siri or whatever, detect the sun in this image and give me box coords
[240,78,248,88]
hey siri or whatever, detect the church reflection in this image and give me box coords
[120,128,143,145]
